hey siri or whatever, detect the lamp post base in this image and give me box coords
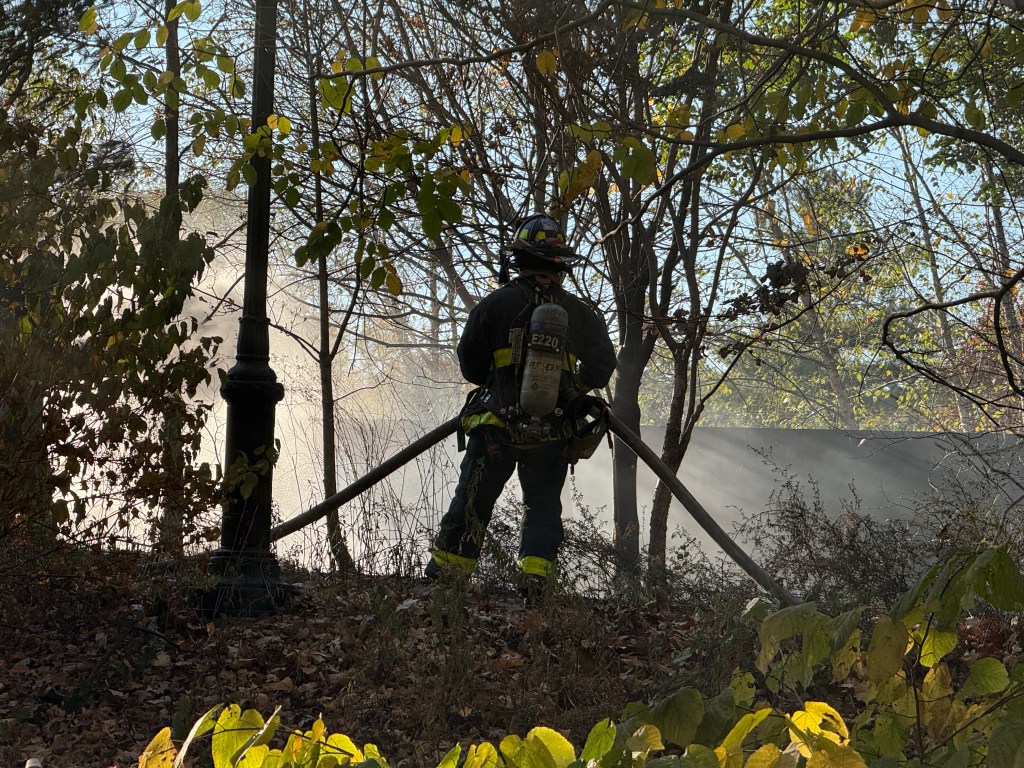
[195,548,298,618]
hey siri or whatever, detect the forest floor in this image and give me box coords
[3,549,1019,768]
[0,550,726,768]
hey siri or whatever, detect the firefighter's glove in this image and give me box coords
[565,395,610,463]
[568,394,607,423]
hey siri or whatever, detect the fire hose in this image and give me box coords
[270,412,796,606]
[269,417,460,542]
[604,412,797,606]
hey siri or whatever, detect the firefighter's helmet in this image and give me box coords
[506,214,580,273]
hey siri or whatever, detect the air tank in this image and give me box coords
[519,303,568,417]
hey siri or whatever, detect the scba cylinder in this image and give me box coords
[519,303,569,417]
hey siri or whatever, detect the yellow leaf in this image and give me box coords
[665,104,693,138]
[981,39,993,60]
[324,733,362,763]
[625,724,663,758]
[806,742,867,768]
[464,742,500,768]
[139,727,176,768]
[450,125,464,147]
[922,664,954,738]
[460,169,472,185]
[806,702,850,742]
[746,743,783,768]
[526,727,576,768]
[536,49,558,77]
[724,123,746,141]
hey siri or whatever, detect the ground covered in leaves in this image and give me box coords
[0,551,709,768]
[6,550,1019,768]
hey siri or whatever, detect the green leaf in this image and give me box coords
[112,31,134,52]
[110,57,127,81]
[613,137,658,186]
[987,716,1024,768]
[184,0,201,21]
[757,602,822,672]
[1008,83,1024,110]
[365,55,384,80]
[568,121,613,142]
[917,626,958,668]
[964,103,985,130]
[650,687,703,748]
[624,724,663,759]
[580,719,615,763]
[78,5,98,33]
[959,657,1010,699]
[678,744,719,768]
[359,256,375,279]
[134,28,151,50]
[172,706,220,768]
[867,615,907,684]
[437,744,461,768]
[318,77,351,113]
[112,89,133,112]
[211,704,244,768]
[971,548,1024,610]
[829,608,865,653]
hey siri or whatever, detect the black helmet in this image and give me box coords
[506,214,580,273]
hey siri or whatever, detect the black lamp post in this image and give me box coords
[197,0,292,617]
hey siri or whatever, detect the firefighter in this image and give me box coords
[425,213,617,598]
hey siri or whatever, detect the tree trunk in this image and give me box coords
[157,0,186,556]
[303,28,355,573]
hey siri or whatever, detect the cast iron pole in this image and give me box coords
[198,0,290,616]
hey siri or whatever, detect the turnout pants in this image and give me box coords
[431,428,569,577]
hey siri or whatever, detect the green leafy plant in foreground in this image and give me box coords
[140,547,1024,768]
